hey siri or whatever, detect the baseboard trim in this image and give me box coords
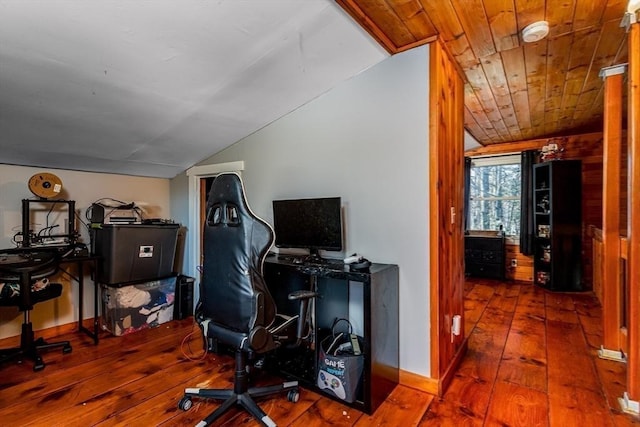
[438,338,468,395]
[0,319,94,346]
[399,337,468,397]
[399,369,439,395]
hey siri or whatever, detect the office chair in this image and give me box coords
[178,173,316,427]
[0,250,72,371]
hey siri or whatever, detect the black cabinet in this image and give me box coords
[263,255,399,414]
[533,160,582,291]
[465,234,505,280]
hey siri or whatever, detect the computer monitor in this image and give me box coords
[272,197,342,259]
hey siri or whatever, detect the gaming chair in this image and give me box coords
[178,172,316,426]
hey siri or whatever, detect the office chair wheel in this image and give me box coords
[33,357,45,372]
[178,395,193,411]
[63,344,72,354]
[287,389,300,403]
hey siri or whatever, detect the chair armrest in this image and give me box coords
[288,290,318,300]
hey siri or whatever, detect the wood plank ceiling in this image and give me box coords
[337,0,629,146]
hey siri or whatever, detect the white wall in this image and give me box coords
[171,46,432,376]
[464,130,482,151]
[0,165,171,339]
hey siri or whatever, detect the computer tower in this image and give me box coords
[174,275,194,319]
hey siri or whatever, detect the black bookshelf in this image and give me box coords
[533,160,582,291]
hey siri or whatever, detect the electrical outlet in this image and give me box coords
[511,259,518,267]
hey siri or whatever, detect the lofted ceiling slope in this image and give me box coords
[0,1,388,178]
[338,0,629,146]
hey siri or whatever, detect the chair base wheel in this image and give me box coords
[287,389,300,403]
[178,395,193,411]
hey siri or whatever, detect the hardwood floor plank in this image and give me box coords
[497,285,547,392]
[1,281,637,426]
[485,380,549,426]
[419,396,484,426]
[496,327,547,392]
[486,281,521,313]
[573,292,606,351]
[3,340,196,425]
[56,360,219,426]
[354,385,432,426]
[463,282,496,336]
[513,282,546,320]
[548,387,616,427]
[433,369,493,422]
[545,292,579,323]
[288,393,361,426]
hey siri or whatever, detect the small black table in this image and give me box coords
[59,255,101,344]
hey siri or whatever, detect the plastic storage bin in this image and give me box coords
[92,224,179,286]
[101,276,176,336]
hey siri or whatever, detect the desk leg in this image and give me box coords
[77,259,99,345]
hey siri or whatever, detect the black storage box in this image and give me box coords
[93,224,179,286]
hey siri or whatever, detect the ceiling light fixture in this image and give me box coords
[521,21,549,43]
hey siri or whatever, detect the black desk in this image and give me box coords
[58,256,101,344]
[264,254,399,414]
[0,247,102,344]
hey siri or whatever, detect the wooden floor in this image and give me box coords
[1,279,639,426]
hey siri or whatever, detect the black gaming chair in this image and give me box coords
[0,250,72,371]
[178,173,316,426]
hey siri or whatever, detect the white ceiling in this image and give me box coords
[0,1,388,178]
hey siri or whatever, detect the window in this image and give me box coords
[468,154,521,236]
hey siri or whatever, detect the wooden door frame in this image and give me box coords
[428,37,466,396]
[185,161,244,299]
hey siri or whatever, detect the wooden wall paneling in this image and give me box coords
[584,17,626,123]
[449,0,496,58]
[386,0,437,41]
[573,19,629,128]
[600,67,624,354]
[572,0,608,31]
[335,0,404,53]
[523,39,548,135]
[545,0,576,38]
[621,121,629,231]
[417,1,477,70]
[626,15,640,407]
[591,227,604,305]
[572,63,607,129]
[481,51,522,140]
[501,46,533,140]
[562,28,602,130]
[429,37,466,396]
[464,85,501,142]
[560,78,587,135]
[337,1,629,147]
[504,243,534,282]
[513,0,545,29]
[545,33,573,135]
[483,0,518,52]
[464,103,491,142]
[465,63,512,141]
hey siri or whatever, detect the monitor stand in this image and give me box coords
[304,248,325,264]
